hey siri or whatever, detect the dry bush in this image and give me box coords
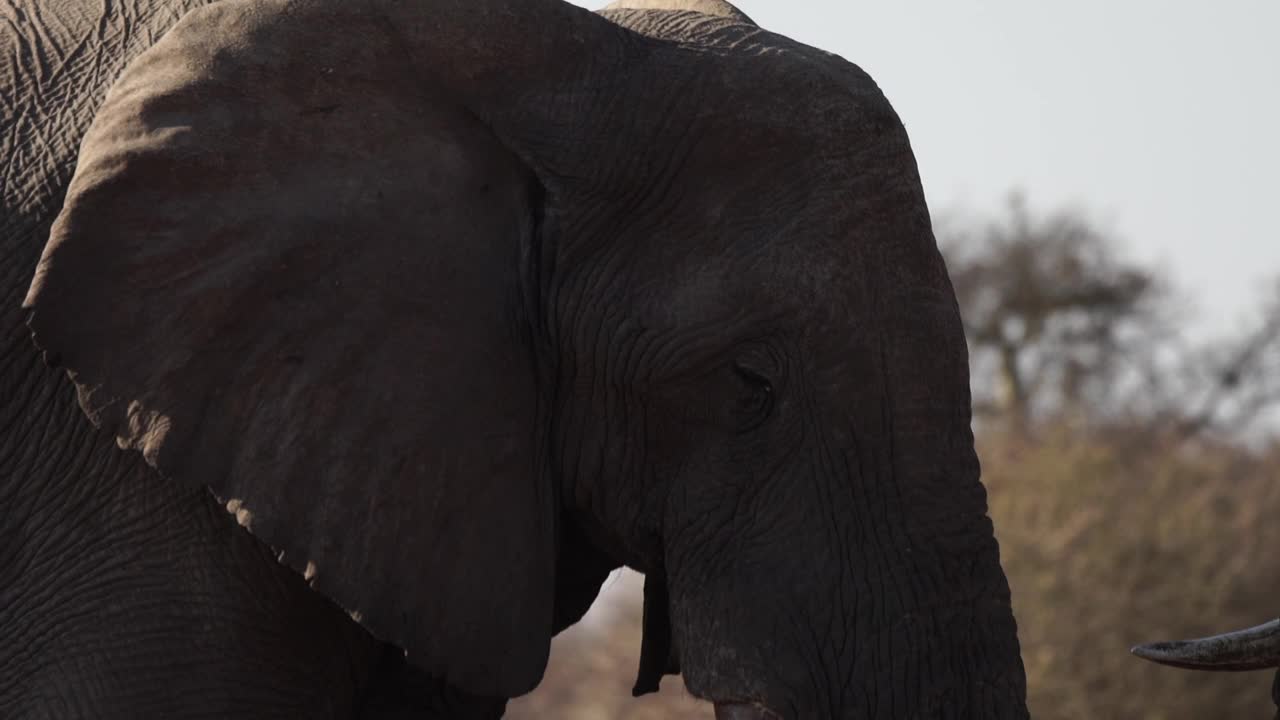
[512,425,1280,718]
[984,425,1280,719]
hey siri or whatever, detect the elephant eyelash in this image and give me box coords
[733,362,773,390]
[731,362,774,431]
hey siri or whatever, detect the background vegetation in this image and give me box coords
[509,195,1280,719]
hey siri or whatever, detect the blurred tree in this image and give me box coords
[939,192,1162,425]
[939,192,1280,440]
[1162,279,1280,440]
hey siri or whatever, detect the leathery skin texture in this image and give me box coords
[3,0,1028,716]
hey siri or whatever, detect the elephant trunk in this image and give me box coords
[665,436,1028,717]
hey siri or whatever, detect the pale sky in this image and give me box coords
[571,0,1280,330]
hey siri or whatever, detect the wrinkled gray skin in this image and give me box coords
[0,0,1028,717]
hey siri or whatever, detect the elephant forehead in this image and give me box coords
[627,235,869,341]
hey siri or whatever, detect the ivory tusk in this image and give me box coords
[1132,619,1280,671]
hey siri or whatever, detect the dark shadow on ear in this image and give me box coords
[633,571,682,696]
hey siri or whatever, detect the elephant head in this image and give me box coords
[22,0,1028,716]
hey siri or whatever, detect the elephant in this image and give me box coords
[0,0,1029,717]
[1134,620,1280,717]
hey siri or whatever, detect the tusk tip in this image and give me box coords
[1131,642,1169,660]
[1131,641,1180,665]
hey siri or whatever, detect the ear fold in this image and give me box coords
[25,0,561,697]
[633,571,682,695]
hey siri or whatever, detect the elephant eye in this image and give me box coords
[731,362,774,432]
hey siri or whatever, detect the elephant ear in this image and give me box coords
[24,0,557,697]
